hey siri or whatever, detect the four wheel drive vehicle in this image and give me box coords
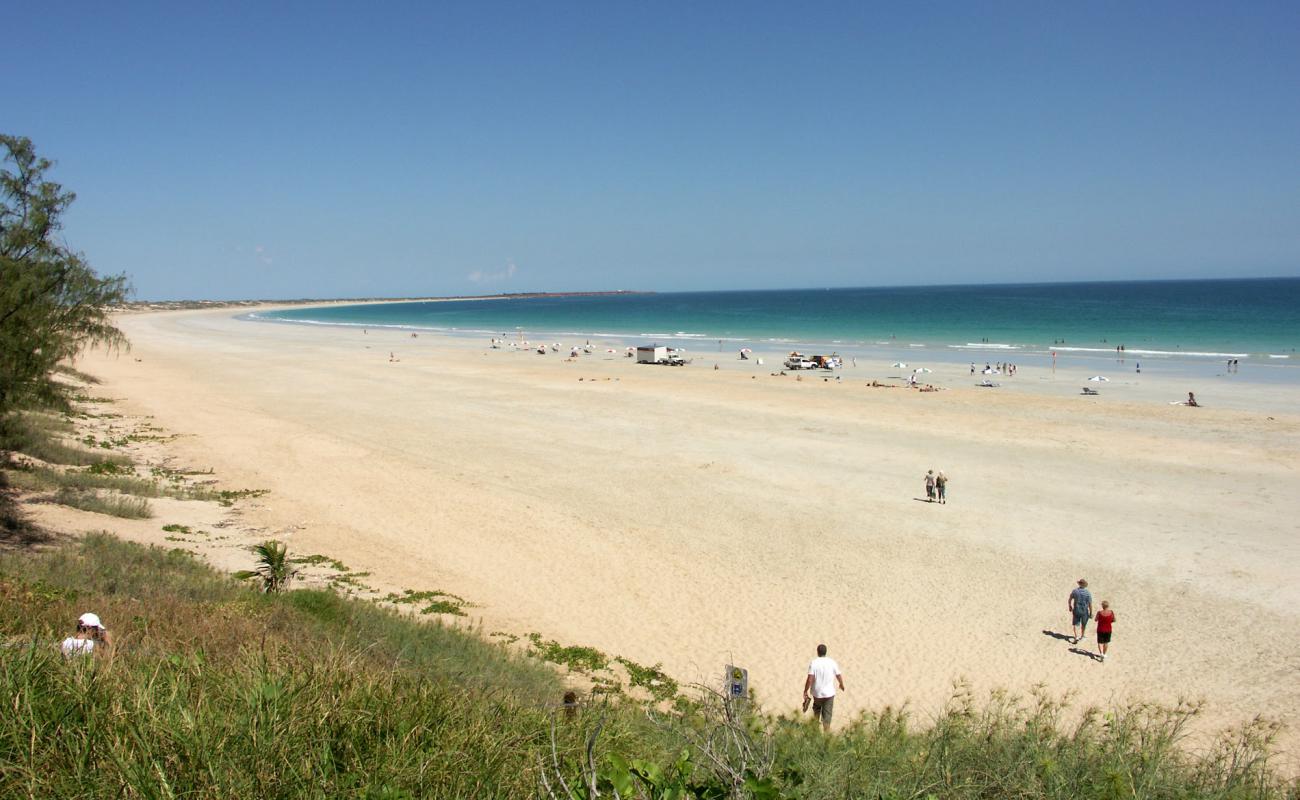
[784,351,842,370]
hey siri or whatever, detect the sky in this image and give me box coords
[7,1,1300,300]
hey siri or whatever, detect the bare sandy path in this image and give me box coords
[78,309,1300,756]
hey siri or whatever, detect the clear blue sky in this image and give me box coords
[9,1,1299,299]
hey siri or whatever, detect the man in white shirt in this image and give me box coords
[802,643,845,731]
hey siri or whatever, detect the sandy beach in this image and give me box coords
[66,307,1300,758]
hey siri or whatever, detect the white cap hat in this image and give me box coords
[78,612,103,629]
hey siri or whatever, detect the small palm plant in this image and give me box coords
[234,540,297,593]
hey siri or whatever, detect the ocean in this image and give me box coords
[254,278,1299,372]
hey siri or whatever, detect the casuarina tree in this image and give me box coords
[0,134,129,423]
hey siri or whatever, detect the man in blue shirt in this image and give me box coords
[1069,579,1093,644]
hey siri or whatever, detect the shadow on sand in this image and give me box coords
[1069,647,1102,662]
[1041,629,1074,642]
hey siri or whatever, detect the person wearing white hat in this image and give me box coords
[61,612,112,658]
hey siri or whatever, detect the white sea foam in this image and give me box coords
[1051,346,1249,358]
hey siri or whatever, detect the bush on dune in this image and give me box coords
[0,534,1294,799]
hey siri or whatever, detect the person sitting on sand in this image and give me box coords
[1068,579,1093,644]
[1095,600,1116,661]
[62,612,112,658]
[925,470,936,502]
[1186,392,1199,407]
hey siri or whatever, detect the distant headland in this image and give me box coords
[118,289,653,313]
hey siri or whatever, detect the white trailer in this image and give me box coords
[637,345,668,364]
[636,345,686,366]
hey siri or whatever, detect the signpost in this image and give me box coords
[725,664,748,701]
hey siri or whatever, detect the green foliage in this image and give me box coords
[234,540,297,594]
[527,633,609,673]
[384,588,468,616]
[9,463,155,497]
[214,488,269,506]
[617,657,680,701]
[52,487,152,518]
[84,460,127,475]
[0,134,129,421]
[0,534,1293,799]
[161,523,191,533]
[291,553,349,570]
[0,535,576,799]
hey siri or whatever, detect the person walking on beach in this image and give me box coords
[803,644,845,732]
[935,470,948,504]
[1068,579,1093,644]
[1095,600,1116,661]
[925,470,936,502]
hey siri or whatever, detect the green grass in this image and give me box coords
[53,365,102,385]
[0,534,1294,799]
[0,412,131,468]
[9,464,161,496]
[51,488,153,519]
[7,462,266,512]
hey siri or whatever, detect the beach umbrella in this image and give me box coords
[913,367,932,373]
[892,362,907,368]
[739,347,752,353]
[1088,375,1110,382]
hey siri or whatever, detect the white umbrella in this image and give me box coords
[913,367,932,373]
[739,347,753,353]
[892,362,907,368]
[1088,375,1110,382]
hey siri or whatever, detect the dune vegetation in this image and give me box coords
[0,533,1293,799]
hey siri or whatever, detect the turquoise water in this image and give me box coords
[258,278,1294,356]
[256,278,1300,367]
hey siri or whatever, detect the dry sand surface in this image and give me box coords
[70,307,1300,758]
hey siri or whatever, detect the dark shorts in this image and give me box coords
[1097,631,1112,644]
[812,696,834,725]
[1073,609,1090,627]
